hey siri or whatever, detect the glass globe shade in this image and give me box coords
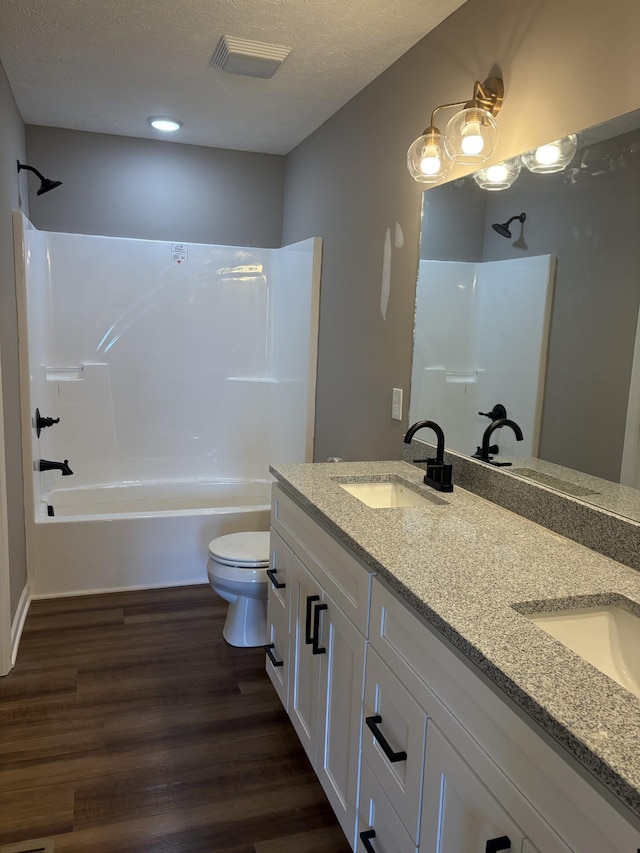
[521,134,578,174]
[444,107,498,165]
[407,131,453,184]
[473,158,521,191]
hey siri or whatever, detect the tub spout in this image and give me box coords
[38,458,73,476]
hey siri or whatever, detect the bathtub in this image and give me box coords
[30,479,272,598]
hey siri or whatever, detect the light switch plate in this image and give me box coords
[392,387,403,420]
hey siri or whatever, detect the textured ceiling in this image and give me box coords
[0,0,467,154]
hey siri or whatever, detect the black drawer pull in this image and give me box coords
[305,595,320,645]
[266,568,285,589]
[365,715,407,763]
[359,829,376,852]
[486,837,511,852]
[264,643,283,668]
[312,602,328,654]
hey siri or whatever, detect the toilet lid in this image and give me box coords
[208,531,270,567]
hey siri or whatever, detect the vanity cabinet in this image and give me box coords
[368,577,636,853]
[267,480,640,853]
[267,484,373,848]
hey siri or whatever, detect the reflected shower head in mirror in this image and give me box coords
[17,160,63,195]
[492,212,526,238]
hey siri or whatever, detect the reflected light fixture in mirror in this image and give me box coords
[473,157,521,191]
[407,77,504,184]
[521,134,577,173]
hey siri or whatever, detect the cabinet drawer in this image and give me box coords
[358,758,418,853]
[267,528,292,625]
[272,484,372,634]
[265,603,290,710]
[363,647,427,844]
[421,724,528,853]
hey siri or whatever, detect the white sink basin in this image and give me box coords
[527,605,640,699]
[339,480,442,508]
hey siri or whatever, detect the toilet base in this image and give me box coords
[222,595,267,647]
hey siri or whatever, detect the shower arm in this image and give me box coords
[17,161,47,182]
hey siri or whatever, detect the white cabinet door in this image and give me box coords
[267,528,292,624]
[420,724,526,853]
[359,758,419,853]
[362,647,428,844]
[316,585,366,847]
[288,556,323,764]
[265,601,290,709]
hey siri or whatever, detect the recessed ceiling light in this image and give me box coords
[148,116,183,132]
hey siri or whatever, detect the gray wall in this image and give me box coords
[24,127,286,247]
[0,62,28,620]
[420,181,486,263]
[282,0,640,463]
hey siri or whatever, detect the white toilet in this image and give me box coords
[206,531,270,647]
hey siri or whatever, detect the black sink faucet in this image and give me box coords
[38,459,73,476]
[403,420,453,492]
[479,418,523,466]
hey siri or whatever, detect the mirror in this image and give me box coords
[410,107,640,521]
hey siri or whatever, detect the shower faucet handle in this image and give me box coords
[478,404,507,421]
[34,408,61,438]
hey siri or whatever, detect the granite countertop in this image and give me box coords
[269,459,640,822]
[491,453,640,522]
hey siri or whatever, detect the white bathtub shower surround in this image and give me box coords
[33,480,271,597]
[410,255,555,457]
[14,212,321,596]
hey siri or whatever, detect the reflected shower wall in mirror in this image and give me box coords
[409,108,640,516]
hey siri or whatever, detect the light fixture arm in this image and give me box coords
[424,77,504,132]
[472,77,504,116]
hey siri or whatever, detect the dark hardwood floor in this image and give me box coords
[0,585,352,852]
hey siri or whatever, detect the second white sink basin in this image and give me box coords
[339,479,443,508]
[526,605,640,699]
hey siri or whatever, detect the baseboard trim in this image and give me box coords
[11,583,30,665]
[30,577,209,600]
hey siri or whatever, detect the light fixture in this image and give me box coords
[407,77,504,184]
[16,161,63,195]
[521,134,577,174]
[407,127,453,185]
[148,116,183,132]
[473,157,521,191]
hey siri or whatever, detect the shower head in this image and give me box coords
[492,212,526,238]
[17,160,63,195]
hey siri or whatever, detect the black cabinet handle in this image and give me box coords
[266,568,285,589]
[359,829,376,852]
[264,643,283,668]
[365,715,407,763]
[486,837,511,852]
[305,595,320,645]
[312,602,328,654]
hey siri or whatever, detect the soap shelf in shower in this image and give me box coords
[44,365,85,381]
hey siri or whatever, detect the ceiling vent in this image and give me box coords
[210,36,291,79]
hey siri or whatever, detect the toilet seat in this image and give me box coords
[208,531,270,567]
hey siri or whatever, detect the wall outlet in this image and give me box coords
[392,387,403,420]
